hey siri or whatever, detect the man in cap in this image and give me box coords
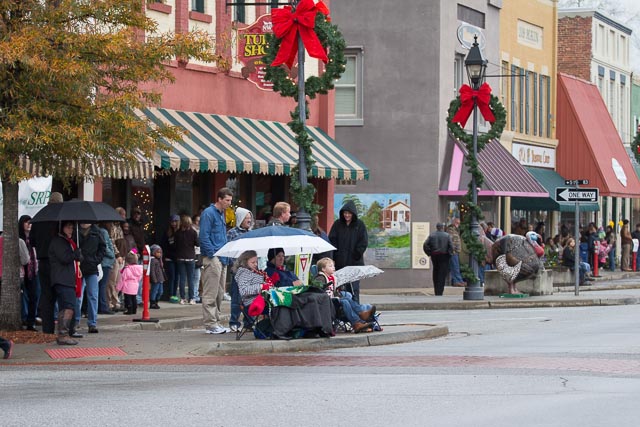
[423,223,453,296]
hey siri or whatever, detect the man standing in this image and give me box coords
[31,192,64,335]
[267,201,291,226]
[329,200,368,303]
[199,187,233,334]
[423,223,453,296]
[447,218,465,287]
[226,207,253,331]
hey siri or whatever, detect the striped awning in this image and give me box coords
[137,107,369,180]
[19,151,154,180]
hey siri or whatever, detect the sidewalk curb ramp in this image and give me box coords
[197,325,449,355]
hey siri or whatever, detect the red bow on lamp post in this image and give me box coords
[452,83,496,128]
[271,0,329,69]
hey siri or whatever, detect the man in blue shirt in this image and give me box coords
[199,187,233,334]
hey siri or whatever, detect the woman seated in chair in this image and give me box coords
[234,250,271,315]
[315,257,375,333]
[265,247,303,287]
[265,248,334,339]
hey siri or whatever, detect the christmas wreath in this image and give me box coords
[446,84,506,283]
[263,0,346,216]
[632,128,640,163]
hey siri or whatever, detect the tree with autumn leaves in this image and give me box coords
[0,0,219,329]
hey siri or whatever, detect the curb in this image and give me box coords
[197,325,449,355]
[375,297,640,311]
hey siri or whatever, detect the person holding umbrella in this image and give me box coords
[49,221,84,345]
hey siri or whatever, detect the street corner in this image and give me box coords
[195,324,449,356]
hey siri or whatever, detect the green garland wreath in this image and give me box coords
[632,129,640,164]
[446,93,506,283]
[263,11,346,216]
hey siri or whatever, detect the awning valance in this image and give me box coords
[137,107,369,180]
[511,167,599,212]
[439,135,548,197]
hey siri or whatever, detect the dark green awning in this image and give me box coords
[511,167,599,212]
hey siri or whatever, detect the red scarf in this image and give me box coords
[64,236,83,297]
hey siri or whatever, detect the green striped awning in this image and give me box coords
[136,107,369,180]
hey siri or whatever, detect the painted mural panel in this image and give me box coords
[333,193,411,269]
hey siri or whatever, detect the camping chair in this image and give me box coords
[236,302,271,340]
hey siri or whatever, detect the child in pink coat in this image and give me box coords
[117,251,144,315]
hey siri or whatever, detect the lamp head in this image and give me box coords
[465,35,487,88]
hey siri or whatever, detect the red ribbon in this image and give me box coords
[452,83,496,128]
[315,0,331,21]
[271,0,329,69]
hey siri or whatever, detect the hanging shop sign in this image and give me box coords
[237,14,274,91]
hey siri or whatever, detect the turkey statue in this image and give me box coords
[490,232,545,294]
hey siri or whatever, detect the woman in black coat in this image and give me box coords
[328,200,368,302]
[49,221,83,345]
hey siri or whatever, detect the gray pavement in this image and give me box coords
[3,268,640,365]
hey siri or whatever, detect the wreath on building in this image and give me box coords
[446,84,506,283]
[263,0,346,215]
[632,128,640,164]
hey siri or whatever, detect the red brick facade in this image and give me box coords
[557,16,592,81]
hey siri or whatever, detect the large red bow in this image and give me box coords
[452,83,496,128]
[271,0,329,69]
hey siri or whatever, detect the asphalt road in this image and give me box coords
[3,305,640,427]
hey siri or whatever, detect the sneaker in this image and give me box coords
[223,292,231,301]
[206,325,229,335]
[3,340,14,359]
[229,324,241,332]
[169,296,180,304]
[179,299,187,305]
[189,299,197,305]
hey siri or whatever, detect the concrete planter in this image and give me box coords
[484,269,554,296]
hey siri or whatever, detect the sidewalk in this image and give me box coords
[2,269,640,365]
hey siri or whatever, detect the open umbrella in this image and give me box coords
[30,199,123,224]
[214,226,336,258]
[334,265,384,285]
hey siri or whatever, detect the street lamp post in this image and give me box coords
[295,30,312,231]
[463,36,486,301]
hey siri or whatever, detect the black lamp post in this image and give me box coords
[463,35,486,301]
[295,27,312,231]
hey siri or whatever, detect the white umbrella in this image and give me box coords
[214,226,336,258]
[334,265,384,285]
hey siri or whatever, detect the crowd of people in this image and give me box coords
[423,215,640,294]
[1,187,376,346]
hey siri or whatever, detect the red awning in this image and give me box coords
[556,73,640,197]
[439,134,548,197]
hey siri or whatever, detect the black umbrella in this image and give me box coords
[30,199,124,224]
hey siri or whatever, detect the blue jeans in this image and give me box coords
[21,275,40,325]
[449,253,464,284]
[229,276,242,328]
[98,265,112,312]
[76,274,99,327]
[193,266,201,300]
[150,282,164,301]
[609,248,616,271]
[338,291,371,324]
[176,260,196,300]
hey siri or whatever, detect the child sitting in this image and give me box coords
[315,257,376,333]
[117,251,144,315]
[149,245,167,309]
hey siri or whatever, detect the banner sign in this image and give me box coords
[237,15,274,91]
[0,176,53,231]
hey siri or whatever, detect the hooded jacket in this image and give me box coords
[328,200,368,269]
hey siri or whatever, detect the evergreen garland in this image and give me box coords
[632,128,640,163]
[263,11,346,215]
[446,93,507,283]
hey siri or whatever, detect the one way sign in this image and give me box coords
[555,187,599,202]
